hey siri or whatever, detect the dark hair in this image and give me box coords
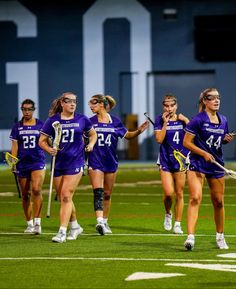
[20,99,36,124]
[21,99,35,109]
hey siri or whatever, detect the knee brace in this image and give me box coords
[93,188,103,211]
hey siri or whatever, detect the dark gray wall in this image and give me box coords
[1,0,236,160]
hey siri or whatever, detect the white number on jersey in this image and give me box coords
[97,133,111,146]
[173,131,180,144]
[61,129,74,143]
[22,135,36,149]
[206,135,222,150]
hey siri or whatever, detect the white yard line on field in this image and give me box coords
[0,256,235,262]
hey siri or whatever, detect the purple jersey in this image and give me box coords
[185,111,228,175]
[40,113,93,170]
[10,119,46,171]
[88,114,127,172]
[154,115,189,171]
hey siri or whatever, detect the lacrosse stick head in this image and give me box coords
[5,152,19,170]
[52,121,62,149]
[174,150,187,172]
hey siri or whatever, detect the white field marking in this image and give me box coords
[0,192,15,197]
[1,232,236,238]
[2,199,236,209]
[0,190,236,199]
[0,257,236,263]
[218,253,236,259]
[167,263,236,272]
[125,272,185,281]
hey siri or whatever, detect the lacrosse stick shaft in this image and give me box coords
[211,160,226,171]
[144,112,155,126]
[47,155,56,218]
[13,172,21,198]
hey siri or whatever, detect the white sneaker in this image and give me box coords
[173,224,183,234]
[24,225,35,233]
[33,224,42,235]
[104,223,112,234]
[52,231,66,243]
[164,213,172,231]
[96,222,108,235]
[184,236,195,251]
[216,237,229,249]
[67,226,83,240]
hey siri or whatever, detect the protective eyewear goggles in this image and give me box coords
[88,99,101,105]
[62,98,77,104]
[21,107,35,112]
[204,94,221,101]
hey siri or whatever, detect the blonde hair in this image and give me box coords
[91,94,108,107]
[49,92,77,116]
[105,95,116,110]
[162,94,177,105]
[198,88,218,112]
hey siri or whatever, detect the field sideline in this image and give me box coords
[1,162,236,288]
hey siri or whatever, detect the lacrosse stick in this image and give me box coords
[144,112,188,172]
[212,160,236,179]
[47,121,62,218]
[173,150,188,172]
[82,133,89,177]
[5,152,21,198]
[230,130,236,136]
[144,112,154,126]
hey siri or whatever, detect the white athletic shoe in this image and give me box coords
[24,225,35,233]
[184,236,195,251]
[96,222,108,235]
[52,231,66,243]
[164,213,172,231]
[216,237,229,249]
[33,224,42,235]
[173,224,183,234]
[67,226,83,240]
[104,223,112,234]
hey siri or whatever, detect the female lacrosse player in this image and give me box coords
[183,88,234,250]
[154,94,189,235]
[9,99,46,234]
[88,94,149,235]
[39,92,97,243]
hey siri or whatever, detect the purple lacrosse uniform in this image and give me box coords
[10,119,46,174]
[154,115,189,172]
[40,113,93,173]
[185,111,228,178]
[88,114,127,173]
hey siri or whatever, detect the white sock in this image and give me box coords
[34,218,41,226]
[97,217,103,224]
[216,232,224,239]
[27,219,34,227]
[174,221,181,227]
[103,218,108,224]
[70,220,79,229]
[188,234,195,240]
[59,226,67,234]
